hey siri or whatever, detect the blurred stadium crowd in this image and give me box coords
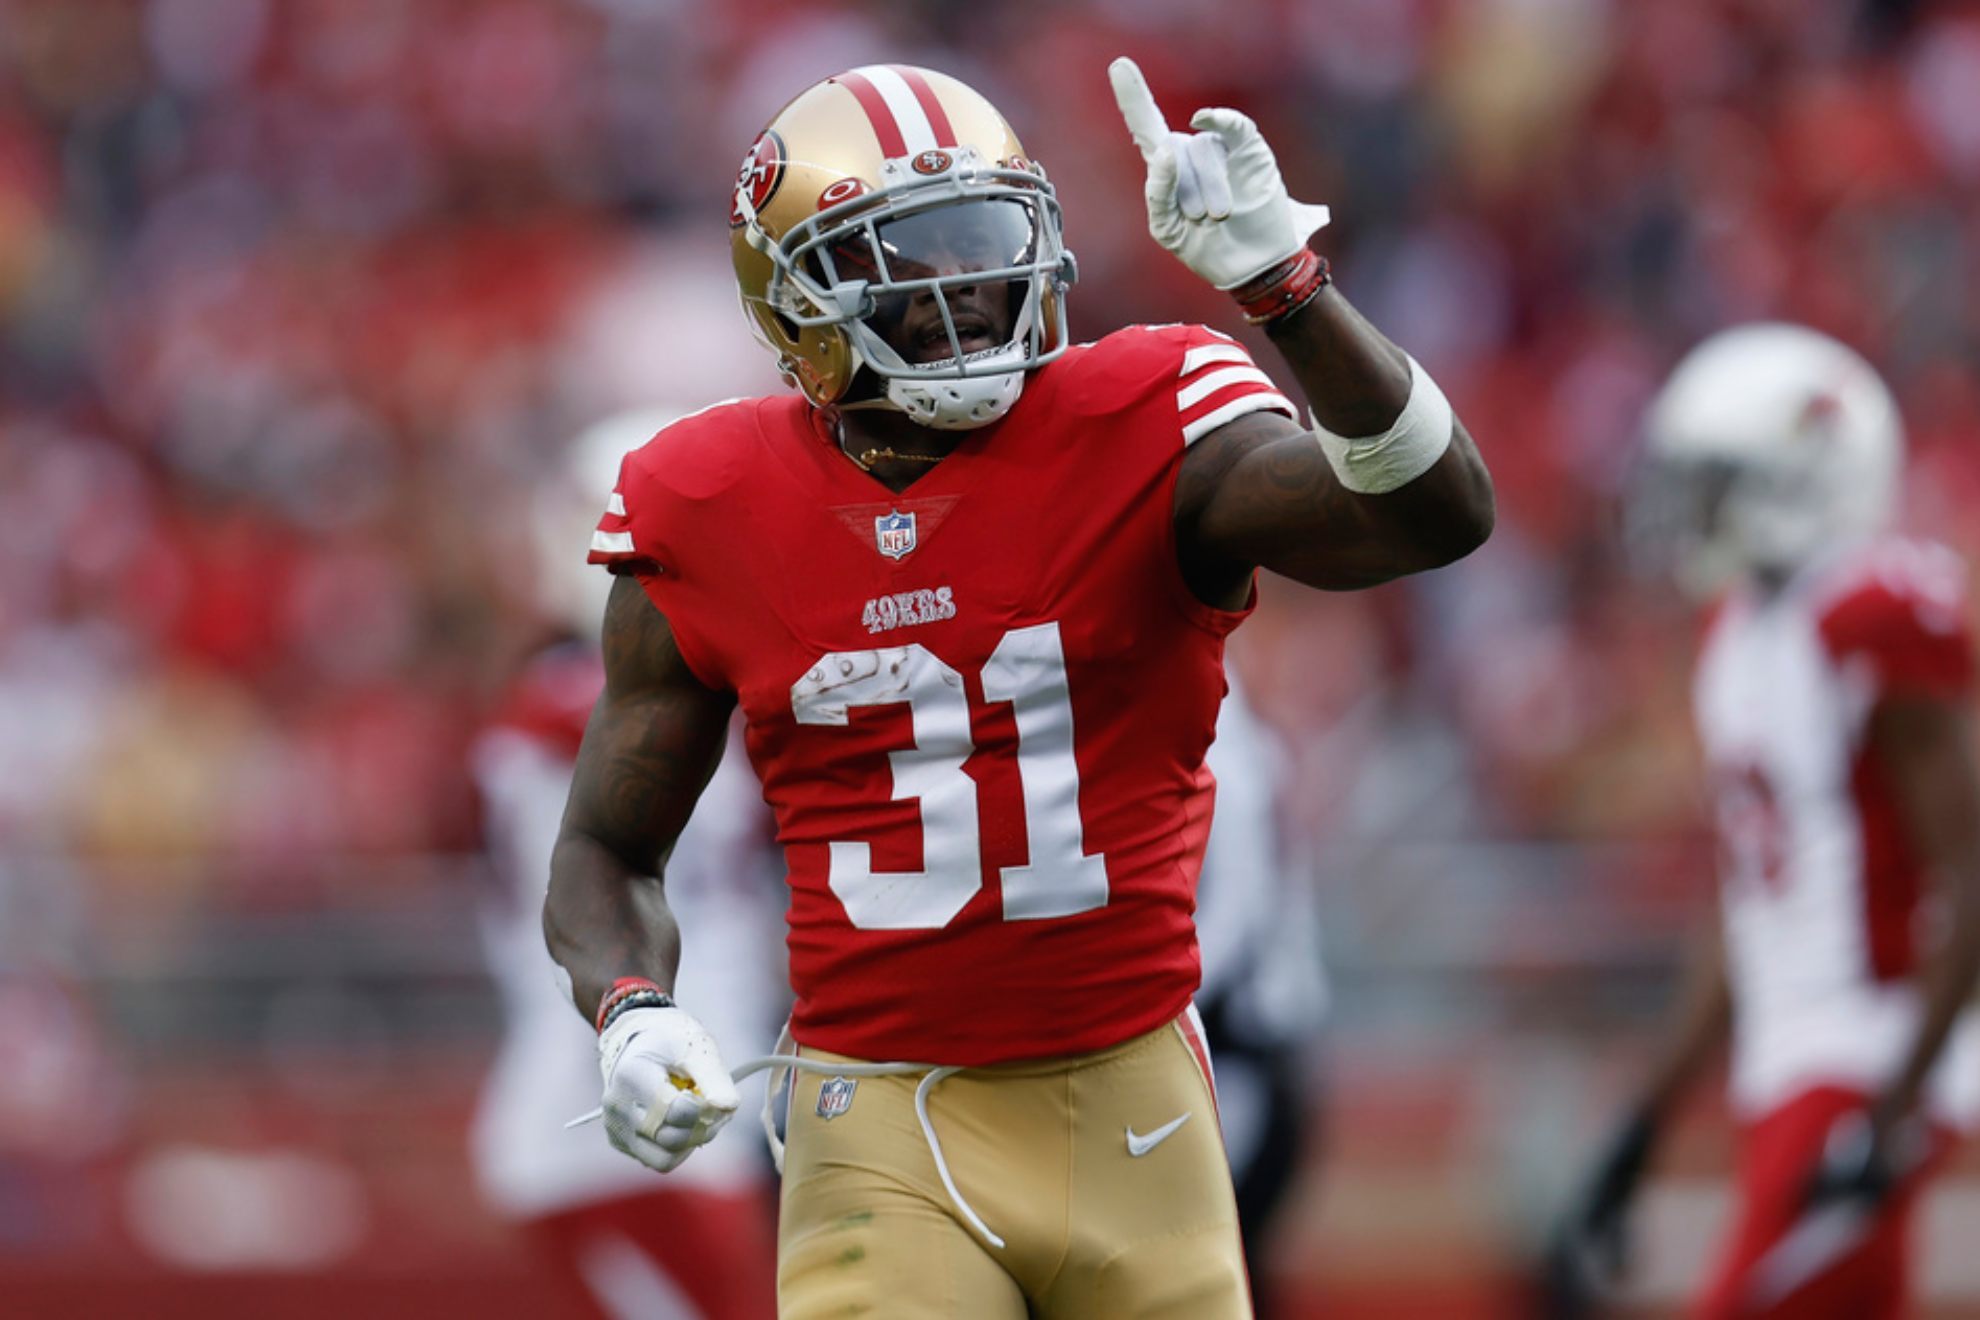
[5,0,1980,1313]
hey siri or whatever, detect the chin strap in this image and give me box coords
[843,320,1030,431]
[885,371,1024,430]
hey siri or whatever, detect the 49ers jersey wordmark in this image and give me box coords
[591,324,1294,1065]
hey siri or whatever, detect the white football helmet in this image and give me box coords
[532,407,679,637]
[729,65,1076,430]
[1635,322,1903,595]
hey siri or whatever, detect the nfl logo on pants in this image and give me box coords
[816,1076,857,1120]
[874,510,916,560]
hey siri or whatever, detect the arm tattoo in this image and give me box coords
[1174,281,1492,596]
[1174,412,1372,602]
[545,575,736,1012]
[1176,407,1490,595]
[572,574,735,869]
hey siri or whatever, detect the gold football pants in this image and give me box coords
[777,1009,1252,1318]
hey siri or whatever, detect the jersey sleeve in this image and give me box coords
[577,404,755,692]
[1817,546,1975,700]
[1169,326,1299,446]
[587,453,655,574]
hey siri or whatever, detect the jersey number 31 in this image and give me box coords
[790,622,1109,931]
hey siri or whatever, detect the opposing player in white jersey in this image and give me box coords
[470,410,787,1319]
[1558,324,1980,1317]
[1193,673,1328,1316]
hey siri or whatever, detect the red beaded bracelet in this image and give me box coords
[595,976,675,1033]
[1231,249,1332,326]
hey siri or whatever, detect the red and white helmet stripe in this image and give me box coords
[832,65,960,159]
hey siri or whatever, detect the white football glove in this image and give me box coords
[597,1004,740,1173]
[1108,57,1331,291]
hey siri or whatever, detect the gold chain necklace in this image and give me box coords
[830,413,948,473]
[852,446,946,471]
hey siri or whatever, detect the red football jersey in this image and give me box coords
[590,324,1296,1065]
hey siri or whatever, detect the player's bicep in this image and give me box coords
[561,575,737,871]
[1179,406,1488,597]
[1176,410,1393,596]
[1871,696,1980,877]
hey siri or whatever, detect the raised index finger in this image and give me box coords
[1108,57,1169,160]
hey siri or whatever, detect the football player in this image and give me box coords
[545,61,1493,1316]
[472,410,785,1318]
[1556,325,1980,1317]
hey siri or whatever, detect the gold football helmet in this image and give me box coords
[730,65,1076,429]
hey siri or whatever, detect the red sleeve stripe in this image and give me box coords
[890,66,957,148]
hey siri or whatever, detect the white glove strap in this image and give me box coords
[1312,354,1452,495]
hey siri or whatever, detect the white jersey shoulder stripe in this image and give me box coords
[606,492,626,517]
[591,530,635,555]
[1180,343,1254,375]
[1177,365,1275,410]
[1181,393,1296,446]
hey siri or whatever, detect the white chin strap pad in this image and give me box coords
[888,370,1026,430]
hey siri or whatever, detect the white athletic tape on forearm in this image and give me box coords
[1312,354,1452,494]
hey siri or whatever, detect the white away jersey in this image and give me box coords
[1694,537,1980,1124]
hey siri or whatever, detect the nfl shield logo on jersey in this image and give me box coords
[816,1076,857,1120]
[874,510,916,560]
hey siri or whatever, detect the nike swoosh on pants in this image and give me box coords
[1125,1112,1192,1157]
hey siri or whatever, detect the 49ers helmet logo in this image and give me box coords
[911,149,953,175]
[730,130,786,228]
